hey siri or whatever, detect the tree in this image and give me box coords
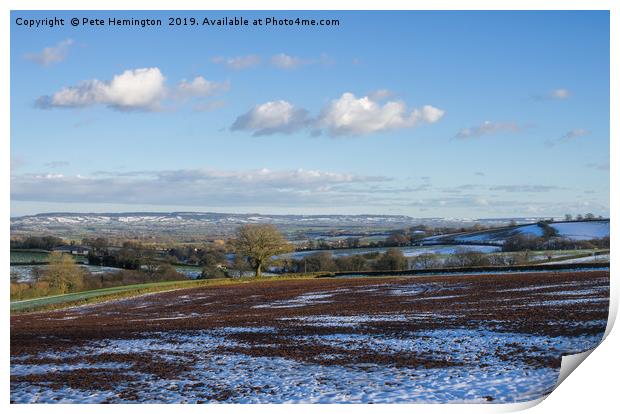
[232,224,292,278]
[538,221,559,239]
[334,255,369,272]
[199,248,228,279]
[82,237,108,251]
[228,253,251,278]
[385,230,410,247]
[374,248,408,271]
[564,214,573,221]
[411,253,440,269]
[304,251,336,272]
[41,252,85,294]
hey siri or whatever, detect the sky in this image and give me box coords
[10,10,610,218]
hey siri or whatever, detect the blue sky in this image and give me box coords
[10,10,610,218]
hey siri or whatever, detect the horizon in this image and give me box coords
[11,10,610,218]
[10,209,609,221]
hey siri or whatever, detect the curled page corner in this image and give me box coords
[556,348,596,388]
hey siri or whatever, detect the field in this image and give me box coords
[10,270,609,403]
[11,250,88,265]
[10,250,51,264]
[424,220,610,245]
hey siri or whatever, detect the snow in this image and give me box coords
[550,254,609,264]
[515,225,544,237]
[280,314,409,327]
[11,325,605,403]
[550,221,610,241]
[284,244,500,260]
[425,220,609,245]
[252,292,335,309]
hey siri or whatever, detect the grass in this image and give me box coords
[10,250,51,264]
[10,273,326,314]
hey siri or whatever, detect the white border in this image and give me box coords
[3,1,617,413]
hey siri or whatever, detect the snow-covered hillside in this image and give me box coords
[423,220,609,245]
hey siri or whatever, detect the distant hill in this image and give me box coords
[10,211,556,239]
[421,219,610,246]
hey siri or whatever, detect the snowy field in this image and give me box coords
[436,220,610,245]
[284,244,500,260]
[11,270,609,404]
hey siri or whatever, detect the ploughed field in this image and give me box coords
[11,271,609,403]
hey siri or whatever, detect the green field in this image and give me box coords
[11,250,88,264]
[10,250,50,263]
[9,274,322,314]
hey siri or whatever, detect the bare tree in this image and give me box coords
[41,252,85,294]
[232,224,292,278]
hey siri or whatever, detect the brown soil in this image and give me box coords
[11,271,610,400]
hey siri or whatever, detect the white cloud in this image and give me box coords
[25,39,74,66]
[270,53,304,69]
[535,88,571,101]
[550,88,571,100]
[36,69,229,111]
[488,185,562,193]
[211,55,261,70]
[37,67,166,111]
[11,167,391,207]
[177,76,229,97]
[231,100,309,135]
[232,93,445,137]
[318,93,445,136]
[455,121,521,139]
[269,53,333,69]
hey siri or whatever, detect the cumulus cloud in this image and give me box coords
[231,100,310,135]
[455,121,521,139]
[36,68,167,111]
[211,55,261,70]
[177,76,229,97]
[25,39,74,66]
[231,93,444,137]
[11,167,391,207]
[36,69,229,111]
[318,93,445,136]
